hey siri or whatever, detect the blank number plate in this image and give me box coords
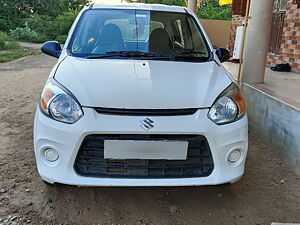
[104,140,188,160]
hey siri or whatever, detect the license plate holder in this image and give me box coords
[104,140,188,160]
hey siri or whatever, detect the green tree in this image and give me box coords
[135,0,186,6]
[198,0,232,20]
[0,0,87,31]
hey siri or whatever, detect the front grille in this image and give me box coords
[74,134,214,178]
[94,108,198,116]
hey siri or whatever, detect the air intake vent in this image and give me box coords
[74,134,214,179]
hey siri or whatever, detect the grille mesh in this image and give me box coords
[74,134,214,178]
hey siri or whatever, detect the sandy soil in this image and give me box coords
[0,54,300,225]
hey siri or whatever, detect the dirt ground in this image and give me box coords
[0,53,300,225]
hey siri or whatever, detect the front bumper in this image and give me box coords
[34,107,248,186]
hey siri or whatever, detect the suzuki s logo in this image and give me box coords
[140,118,154,131]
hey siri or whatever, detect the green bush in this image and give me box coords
[10,26,38,42]
[20,9,79,43]
[23,14,54,38]
[4,40,20,49]
[30,33,50,43]
[139,0,186,6]
[198,0,232,21]
[0,31,20,49]
[0,0,87,44]
[55,35,68,44]
[0,31,8,48]
[54,9,79,35]
[0,19,15,32]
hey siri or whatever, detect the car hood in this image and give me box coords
[54,57,232,109]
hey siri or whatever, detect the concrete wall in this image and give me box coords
[242,83,300,176]
[200,19,231,48]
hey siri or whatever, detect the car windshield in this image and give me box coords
[69,9,211,61]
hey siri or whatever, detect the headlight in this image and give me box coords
[40,79,83,124]
[208,83,246,125]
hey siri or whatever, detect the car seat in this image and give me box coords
[93,24,126,54]
[149,28,173,56]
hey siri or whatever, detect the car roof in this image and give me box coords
[90,3,188,13]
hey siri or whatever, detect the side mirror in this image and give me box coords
[215,48,230,63]
[41,41,62,58]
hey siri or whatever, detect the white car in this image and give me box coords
[34,3,248,186]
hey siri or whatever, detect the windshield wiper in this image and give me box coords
[86,50,208,61]
[170,50,208,59]
[86,51,163,59]
[106,51,161,57]
[85,54,129,59]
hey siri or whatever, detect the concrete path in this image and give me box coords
[223,62,300,110]
[19,42,42,50]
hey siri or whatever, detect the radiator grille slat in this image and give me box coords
[94,108,198,116]
[74,134,214,178]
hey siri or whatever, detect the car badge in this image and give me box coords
[140,118,154,131]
